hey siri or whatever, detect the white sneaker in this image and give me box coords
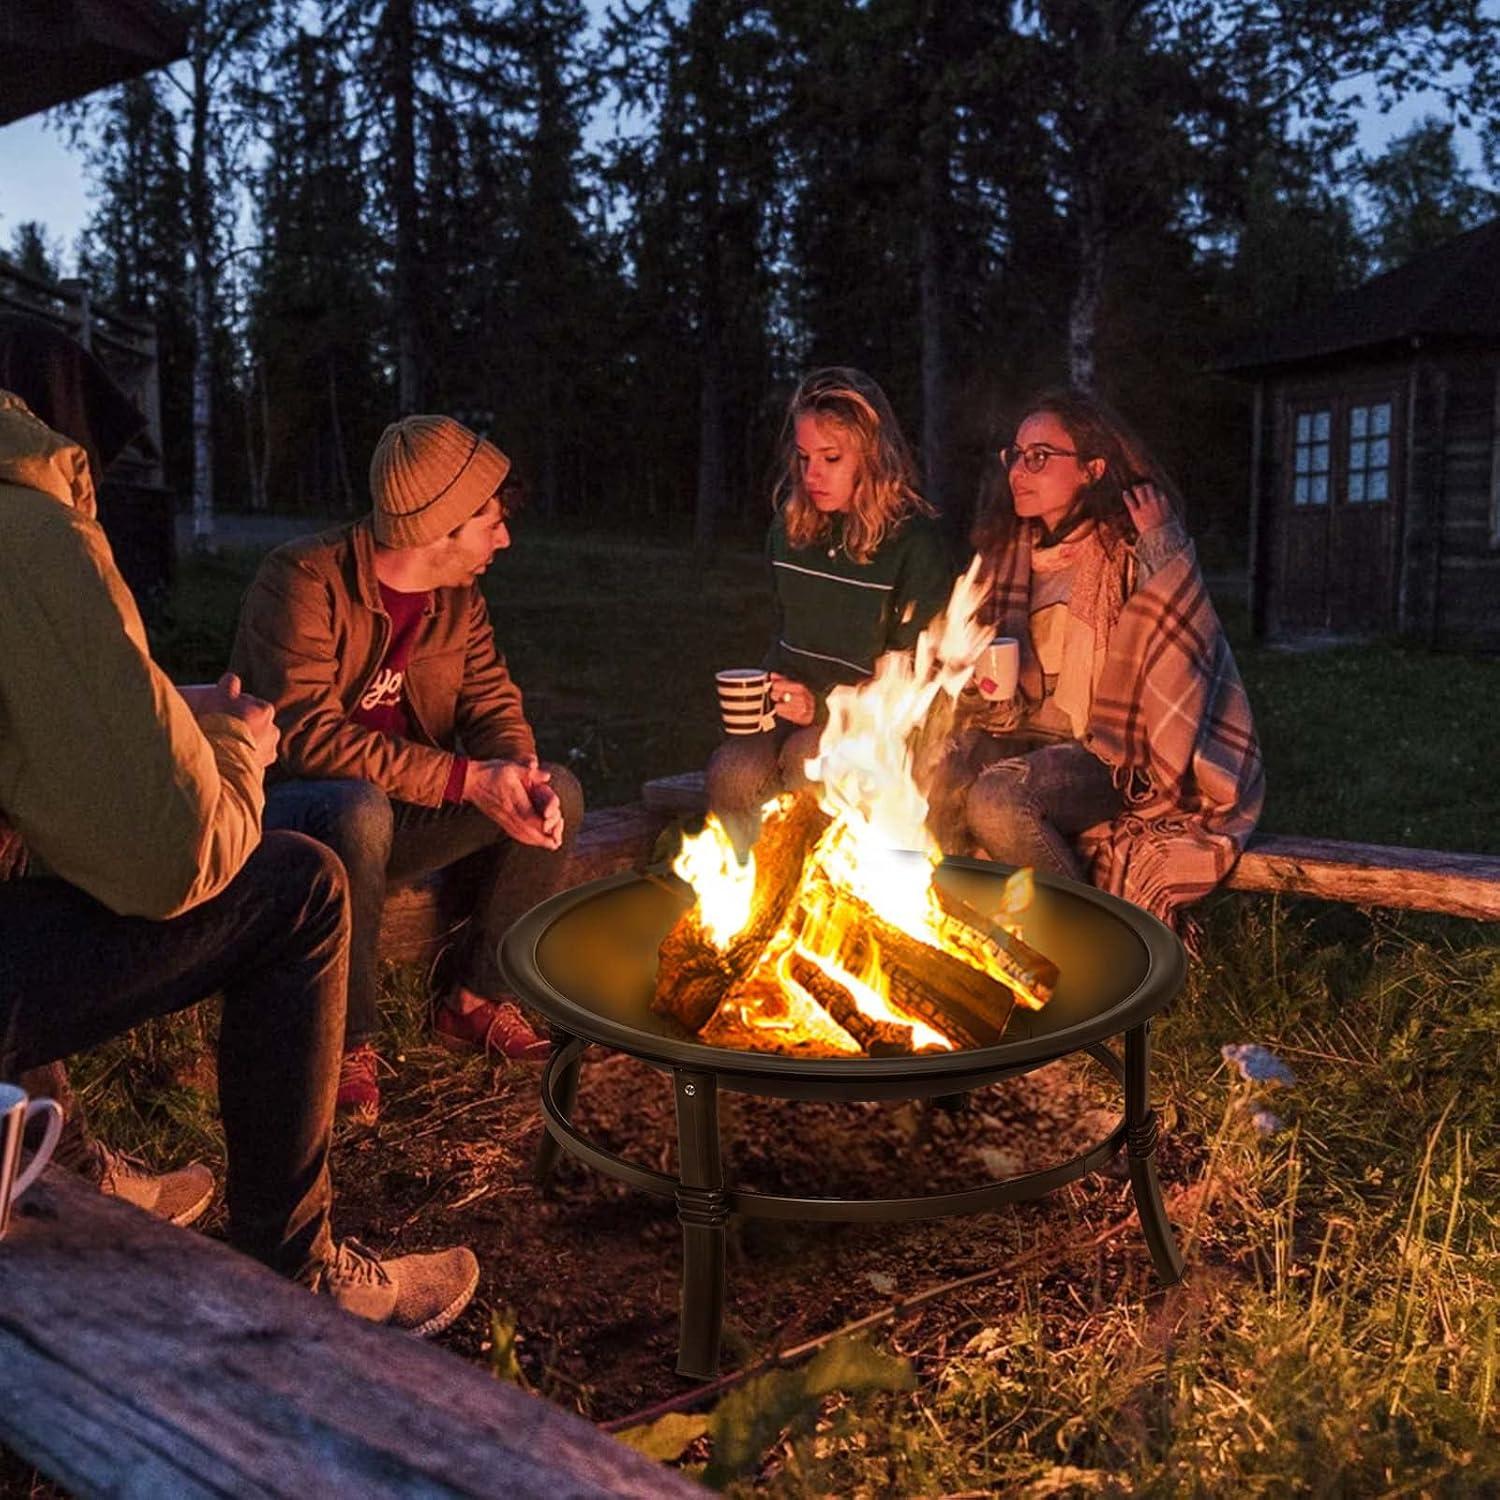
[313,1238,480,1337]
[95,1145,215,1228]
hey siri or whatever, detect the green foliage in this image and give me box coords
[701,1336,914,1488]
[487,1307,527,1385]
[6,222,61,283]
[1360,115,1500,273]
[615,1410,710,1463]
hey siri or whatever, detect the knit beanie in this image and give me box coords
[369,415,510,547]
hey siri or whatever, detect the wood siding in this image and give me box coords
[1433,353,1500,650]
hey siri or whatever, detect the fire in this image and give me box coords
[671,813,755,946]
[669,557,1056,1055]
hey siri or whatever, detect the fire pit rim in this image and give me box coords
[500,856,1186,1081]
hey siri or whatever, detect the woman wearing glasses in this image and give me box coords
[929,387,1262,929]
[706,367,953,852]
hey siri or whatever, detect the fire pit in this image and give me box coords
[501,853,1187,1378]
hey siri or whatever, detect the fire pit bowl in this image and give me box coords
[501,854,1187,1377]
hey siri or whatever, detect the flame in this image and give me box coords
[675,557,1053,1054]
[670,812,754,946]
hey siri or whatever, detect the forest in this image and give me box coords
[3,0,1495,565]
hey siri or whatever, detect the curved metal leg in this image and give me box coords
[1125,1022,1183,1285]
[533,1031,583,1187]
[673,1068,727,1378]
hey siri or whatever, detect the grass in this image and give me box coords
[8,522,1499,1495]
[152,526,1500,845]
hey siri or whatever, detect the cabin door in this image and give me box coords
[1327,396,1399,632]
[1278,405,1334,629]
[1279,394,1400,633]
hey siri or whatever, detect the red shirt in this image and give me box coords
[351,584,467,802]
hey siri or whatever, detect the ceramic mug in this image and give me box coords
[975,637,1021,702]
[0,1082,64,1239]
[716,669,776,735]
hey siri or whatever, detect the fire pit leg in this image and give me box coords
[672,1068,727,1379]
[1125,1022,1184,1285]
[533,1031,583,1187]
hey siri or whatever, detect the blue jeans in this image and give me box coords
[929,734,1122,881]
[704,722,821,856]
[263,765,585,1045]
[0,831,347,1278]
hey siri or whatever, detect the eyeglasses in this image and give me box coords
[1001,443,1080,473]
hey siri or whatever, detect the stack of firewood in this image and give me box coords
[652,795,1057,1056]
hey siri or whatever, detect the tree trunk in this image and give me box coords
[386,0,422,413]
[693,153,726,554]
[243,361,265,512]
[328,359,356,512]
[918,0,956,517]
[187,15,215,552]
[694,318,725,553]
[1067,163,1106,391]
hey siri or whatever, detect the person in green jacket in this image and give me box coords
[707,368,954,851]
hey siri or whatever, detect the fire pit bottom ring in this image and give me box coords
[503,860,1189,1379]
[532,1026,1182,1379]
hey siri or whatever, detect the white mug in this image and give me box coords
[716,668,776,735]
[0,1082,64,1239]
[975,637,1021,702]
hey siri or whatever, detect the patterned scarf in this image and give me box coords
[975,520,1264,927]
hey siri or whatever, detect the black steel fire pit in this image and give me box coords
[500,855,1187,1378]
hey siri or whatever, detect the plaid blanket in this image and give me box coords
[978,523,1263,927]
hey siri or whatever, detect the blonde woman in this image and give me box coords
[707,367,953,849]
[932,387,1263,928]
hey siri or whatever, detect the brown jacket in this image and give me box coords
[231,520,536,807]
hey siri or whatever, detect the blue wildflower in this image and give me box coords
[1221,1043,1296,1088]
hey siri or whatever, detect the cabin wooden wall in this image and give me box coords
[1252,347,1500,653]
[1430,352,1500,651]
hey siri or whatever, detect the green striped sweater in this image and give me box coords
[764,509,955,697]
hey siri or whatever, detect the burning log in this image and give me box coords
[791,884,1018,1049]
[932,884,1058,1010]
[784,950,916,1056]
[653,793,828,1032]
[845,913,1014,1050]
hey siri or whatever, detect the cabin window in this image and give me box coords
[1293,409,1331,505]
[1346,402,1392,503]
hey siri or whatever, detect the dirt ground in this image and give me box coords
[324,1032,1208,1431]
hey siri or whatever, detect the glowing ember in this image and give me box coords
[666,558,1057,1055]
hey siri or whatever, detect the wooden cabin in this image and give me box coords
[1220,218,1500,651]
[0,0,188,612]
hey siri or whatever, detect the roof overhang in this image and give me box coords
[0,0,189,126]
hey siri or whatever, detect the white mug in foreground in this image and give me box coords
[716,668,775,735]
[0,1082,64,1239]
[975,637,1021,702]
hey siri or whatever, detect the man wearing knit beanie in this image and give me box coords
[230,415,584,1122]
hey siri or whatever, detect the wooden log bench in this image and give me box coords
[637,770,1500,921]
[378,801,670,964]
[0,1167,697,1497]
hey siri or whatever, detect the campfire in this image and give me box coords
[654,562,1060,1057]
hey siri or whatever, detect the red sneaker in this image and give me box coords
[433,996,551,1061]
[336,1043,382,1124]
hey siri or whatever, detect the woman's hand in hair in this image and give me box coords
[1122,481,1172,537]
[768,674,816,726]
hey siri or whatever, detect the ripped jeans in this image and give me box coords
[927,733,1122,881]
